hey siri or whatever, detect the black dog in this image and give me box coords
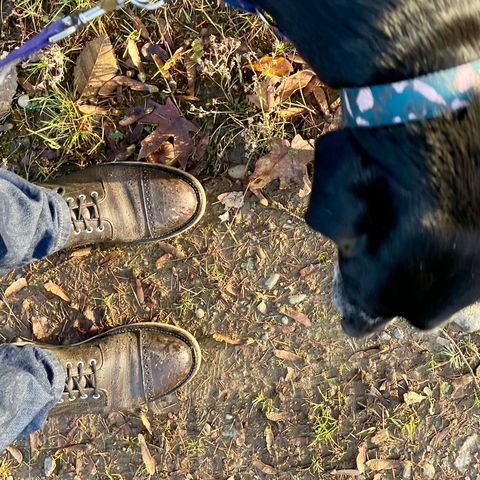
[253,0,480,336]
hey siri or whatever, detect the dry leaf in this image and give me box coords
[4,277,27,297]
[403,391,426,406]
[74,36,118,98]
[70,247,93,258]
[155,253,172,269]
[6,446,23,464]
[248,69,315,111]
[0,63,17,116]
[284,308,311,327]
[126,39,145,81]
[76,104,109,116]
[140,411,153,435]
[266,411,289,422]
[249,134,315,197]
[331,469,364,477]
[158,241,186,259]
[98,76,158,96]
[252,457,277,475]
[162,47,185,73]
[273,349,302,362]
[213,333,254,346]
[371,429,389,445]
[122,99,198,168]
[250,55,293,77]
[366,459,402,472]
[134,276,145,304]
[218,192,245,210]
[265,426,274,455]
[138,433,156,475]
[44,280,70,301]
[356,443,367,474]
[31,315,51,340]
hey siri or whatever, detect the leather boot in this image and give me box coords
[15,323,201,415]
[42,162,206,249]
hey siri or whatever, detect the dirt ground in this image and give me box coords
[2,1,480,479]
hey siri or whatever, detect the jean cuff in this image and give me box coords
[45,188,71,253]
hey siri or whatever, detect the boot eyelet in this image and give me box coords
[89,359,97,366]
[80,394,88,400]
[57,187,65,195]
[93,393,101,400]
[97,225,105,233]
[86,227,94,234]
[68,397,76,402]
[79,194,86,201]
[66,362,72,369]
[66,197,74,203]
[91,191,98,198]
[57,398,64,404]
[77,361,84,368]
[74,229,81,235]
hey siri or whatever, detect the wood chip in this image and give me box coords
[44,281,70,302]
[213,333,254,346]
[366,459,402,472]
[284,308,312,327]
[158,241,186,259]
[4,277,27,297]
[140,411,153,435]
[265,411,289,422]
[252,457,277,475]
[265,426,274,455]
[155,253,172,269]
[138,433,156,475]
[70,247,93,258]
[134,276,145,304]
[356,443,367,473]
[273,349,302,362]
[6,446,23,464]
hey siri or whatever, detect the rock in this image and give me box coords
[265,273,280,290]
[392,327,403,339]
[455,435,480,472]
[44,456,56,477]
[423,462,436,479]
[380,332,391,342]
[281,316,290,325]
[228,164,248,179]
[257,301,267,314]
[195,308,205,319]
[436,337,451,349]
[452,302,480,332]
[201,423,212,436]
[17,94,30,108]
[225,414,233,421]
[288,294,307,306]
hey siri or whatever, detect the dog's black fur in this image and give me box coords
[255,0,480,336]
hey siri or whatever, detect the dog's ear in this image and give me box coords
[306,129,396,257]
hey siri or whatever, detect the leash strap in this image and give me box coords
[341,60,480,128]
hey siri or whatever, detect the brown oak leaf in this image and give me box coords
[124,99,198,167]
[249,134,315,197]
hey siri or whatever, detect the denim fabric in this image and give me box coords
[0,168,71,277]
[0,345,64,452]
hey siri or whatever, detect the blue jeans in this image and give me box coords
[0,168,70,451]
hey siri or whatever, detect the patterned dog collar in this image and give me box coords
[341,60,480,128]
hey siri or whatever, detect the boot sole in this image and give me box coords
[15,322,202,398]
[106,162,207,243]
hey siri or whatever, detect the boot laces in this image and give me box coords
[58,359,101,403]
[64,191,105,235]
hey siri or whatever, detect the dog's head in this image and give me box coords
[306,127,480,336]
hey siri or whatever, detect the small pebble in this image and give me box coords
[195,308,205,319]
[228,164,248,179]
[392,327,403,339]
[281,316,290,325]
[423,463,436,480]
[201,423,212,436]
[380,331,391,342]
[17,94,30,108]
[225,414,233,421]
[288,294,307,306]
[257,301,267,314]
[265,273,280,290]
[44,456,56,477]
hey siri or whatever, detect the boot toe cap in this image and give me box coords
[144,167,206,238]
[141,328,200,401]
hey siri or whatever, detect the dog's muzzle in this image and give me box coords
[333,265,390,337]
